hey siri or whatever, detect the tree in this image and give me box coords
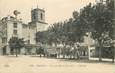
[79,0,114,61]
[36,46,45,57]
[92,1,113,61]
[35,0,114,61]
[8,37,25,57]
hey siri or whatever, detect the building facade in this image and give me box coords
[29,7,48,45]
[0,7,48,55]
[0,16,23,55]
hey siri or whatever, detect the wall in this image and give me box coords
[29,25,36,44]
[7,20,23,44]
[36,22,48,32]
[22,24,30,43]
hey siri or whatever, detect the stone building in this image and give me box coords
[0,7,48,55]
[29,7,48,45]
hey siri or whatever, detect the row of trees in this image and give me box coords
[36,0,115,61]
[8,0,114,60]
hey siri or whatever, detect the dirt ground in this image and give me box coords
[0,55,115,73]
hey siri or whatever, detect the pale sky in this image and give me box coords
[0,0,95,24]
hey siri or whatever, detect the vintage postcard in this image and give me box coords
[0,0,115,73]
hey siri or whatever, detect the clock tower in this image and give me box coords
[31,7,45,23]
[29,7,48,45]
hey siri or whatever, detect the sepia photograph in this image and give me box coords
[0,0,115,73]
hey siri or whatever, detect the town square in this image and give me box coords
[0,55,115,73]
[0,0,115,73]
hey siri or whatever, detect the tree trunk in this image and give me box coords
[16,48,18,57]
[99,41,102,61]
[112,47,115,63]
[63,54,65,58]
[99,47,102,61]
[76,50,80,60]
[40,54,41,57]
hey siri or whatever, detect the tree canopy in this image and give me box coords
[8,37,25,57]
[36,0,114,61]
[36,0,114,47]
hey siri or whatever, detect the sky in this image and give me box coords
[0,0,95,24]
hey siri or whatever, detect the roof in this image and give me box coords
[32,8,45,12]
[1,16,23,23]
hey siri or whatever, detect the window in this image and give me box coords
[28,40,30,44]
[13,30,17,35]
[13,22,17,28]
[40,13,43,20]
[33,13,36,20]
[2,38,6,43]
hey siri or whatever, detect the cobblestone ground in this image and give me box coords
[0,55,115,73]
